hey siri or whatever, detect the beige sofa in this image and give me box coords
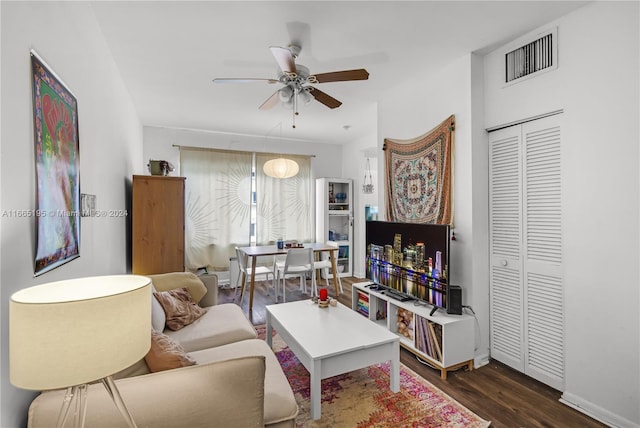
[27,272,298,428]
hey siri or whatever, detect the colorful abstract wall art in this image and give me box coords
[31,51,80,276]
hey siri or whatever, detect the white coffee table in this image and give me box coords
[266,299,400,420]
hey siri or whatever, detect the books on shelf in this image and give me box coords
[415,316,443,362]
[356,291,369,317]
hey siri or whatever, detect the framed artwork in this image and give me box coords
[31,50,80,276]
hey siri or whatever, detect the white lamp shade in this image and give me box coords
[263,158,299,179]
[299,89,313,106]
[10,275,152,390]
[278,86,293,102]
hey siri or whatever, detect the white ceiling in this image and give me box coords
[91,1,588,144]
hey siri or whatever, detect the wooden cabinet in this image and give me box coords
[352,281,474,379]
[132,175,185,274]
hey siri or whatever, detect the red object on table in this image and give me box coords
[319,289,328,301]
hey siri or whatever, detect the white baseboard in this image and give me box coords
[560,391,638,428]
[353,270,366,279]
[474,351,490,369]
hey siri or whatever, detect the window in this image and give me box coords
[180,147,312,270]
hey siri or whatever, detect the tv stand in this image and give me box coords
[353,282,474,380]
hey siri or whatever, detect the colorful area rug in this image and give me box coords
[255,325,491,428]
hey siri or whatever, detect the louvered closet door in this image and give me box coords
[489,114,564,391]
[489,125,524,372]
[522,116,564,390]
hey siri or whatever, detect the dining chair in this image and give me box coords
[273,252,306,295]
[274,247,316,302]
[313,241,343,294]
[234,247,275,304]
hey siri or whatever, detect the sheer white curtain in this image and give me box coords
[255,154,312,245]
[180,148,252,270]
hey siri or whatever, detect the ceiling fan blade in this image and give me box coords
[213,78,278,84]
[309,87,342,109]
[259,90,281,110]
[312,69,369,83]
[269,46,297,74]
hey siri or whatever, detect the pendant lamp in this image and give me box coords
[263,157,299,179]
[263,122,299,179]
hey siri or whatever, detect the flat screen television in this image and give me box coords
[365,220,450,312]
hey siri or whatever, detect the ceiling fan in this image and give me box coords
[212,44,369,128]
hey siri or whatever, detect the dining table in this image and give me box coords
[237,242,341,312]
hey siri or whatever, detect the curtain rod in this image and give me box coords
[486,109,563,132]
[172,144,316,158]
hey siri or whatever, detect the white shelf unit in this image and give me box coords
[316,178,353,277]
[352,281,475,379]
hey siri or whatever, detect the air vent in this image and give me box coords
[504,28,557,85]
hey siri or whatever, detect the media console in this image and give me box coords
[352,281,475,379]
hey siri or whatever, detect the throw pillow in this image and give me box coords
[145,329,196,372]
[153,287,206,331]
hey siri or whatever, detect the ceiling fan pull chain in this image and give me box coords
[292,89,298,128]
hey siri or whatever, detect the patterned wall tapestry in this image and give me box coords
[383,115,454,225]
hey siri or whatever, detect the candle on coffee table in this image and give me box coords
[319,289,328,301]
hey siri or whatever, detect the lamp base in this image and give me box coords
[56,384,87,428]
[56,376,137,428]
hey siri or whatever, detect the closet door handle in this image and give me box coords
[501,260,508,266]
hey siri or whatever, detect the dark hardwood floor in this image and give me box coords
[218,277,606,428]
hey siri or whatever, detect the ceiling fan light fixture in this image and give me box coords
[279,86,293,102]
[263,158,299,179]
[299,89,313,106]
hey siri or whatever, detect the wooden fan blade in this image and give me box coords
[213,78,278,84]
[309,87,342,109]
[269,46,297,74]
[259,90,281,110]
[312,69,369,83]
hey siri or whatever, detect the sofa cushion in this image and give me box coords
[164,303,257,352]
[112,358,151,380]
[151,286,166,332]
[145,330,196,372]
[154,288,206,331]
[148,272,208,304]
[190,339,298,427]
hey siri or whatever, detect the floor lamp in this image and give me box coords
[10,275,152,428]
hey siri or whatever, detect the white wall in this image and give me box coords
[0,2,144,426]
[338,105,379,278]
[484,2,639,426]
[142,126,343,180]
[372,54,492,366]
